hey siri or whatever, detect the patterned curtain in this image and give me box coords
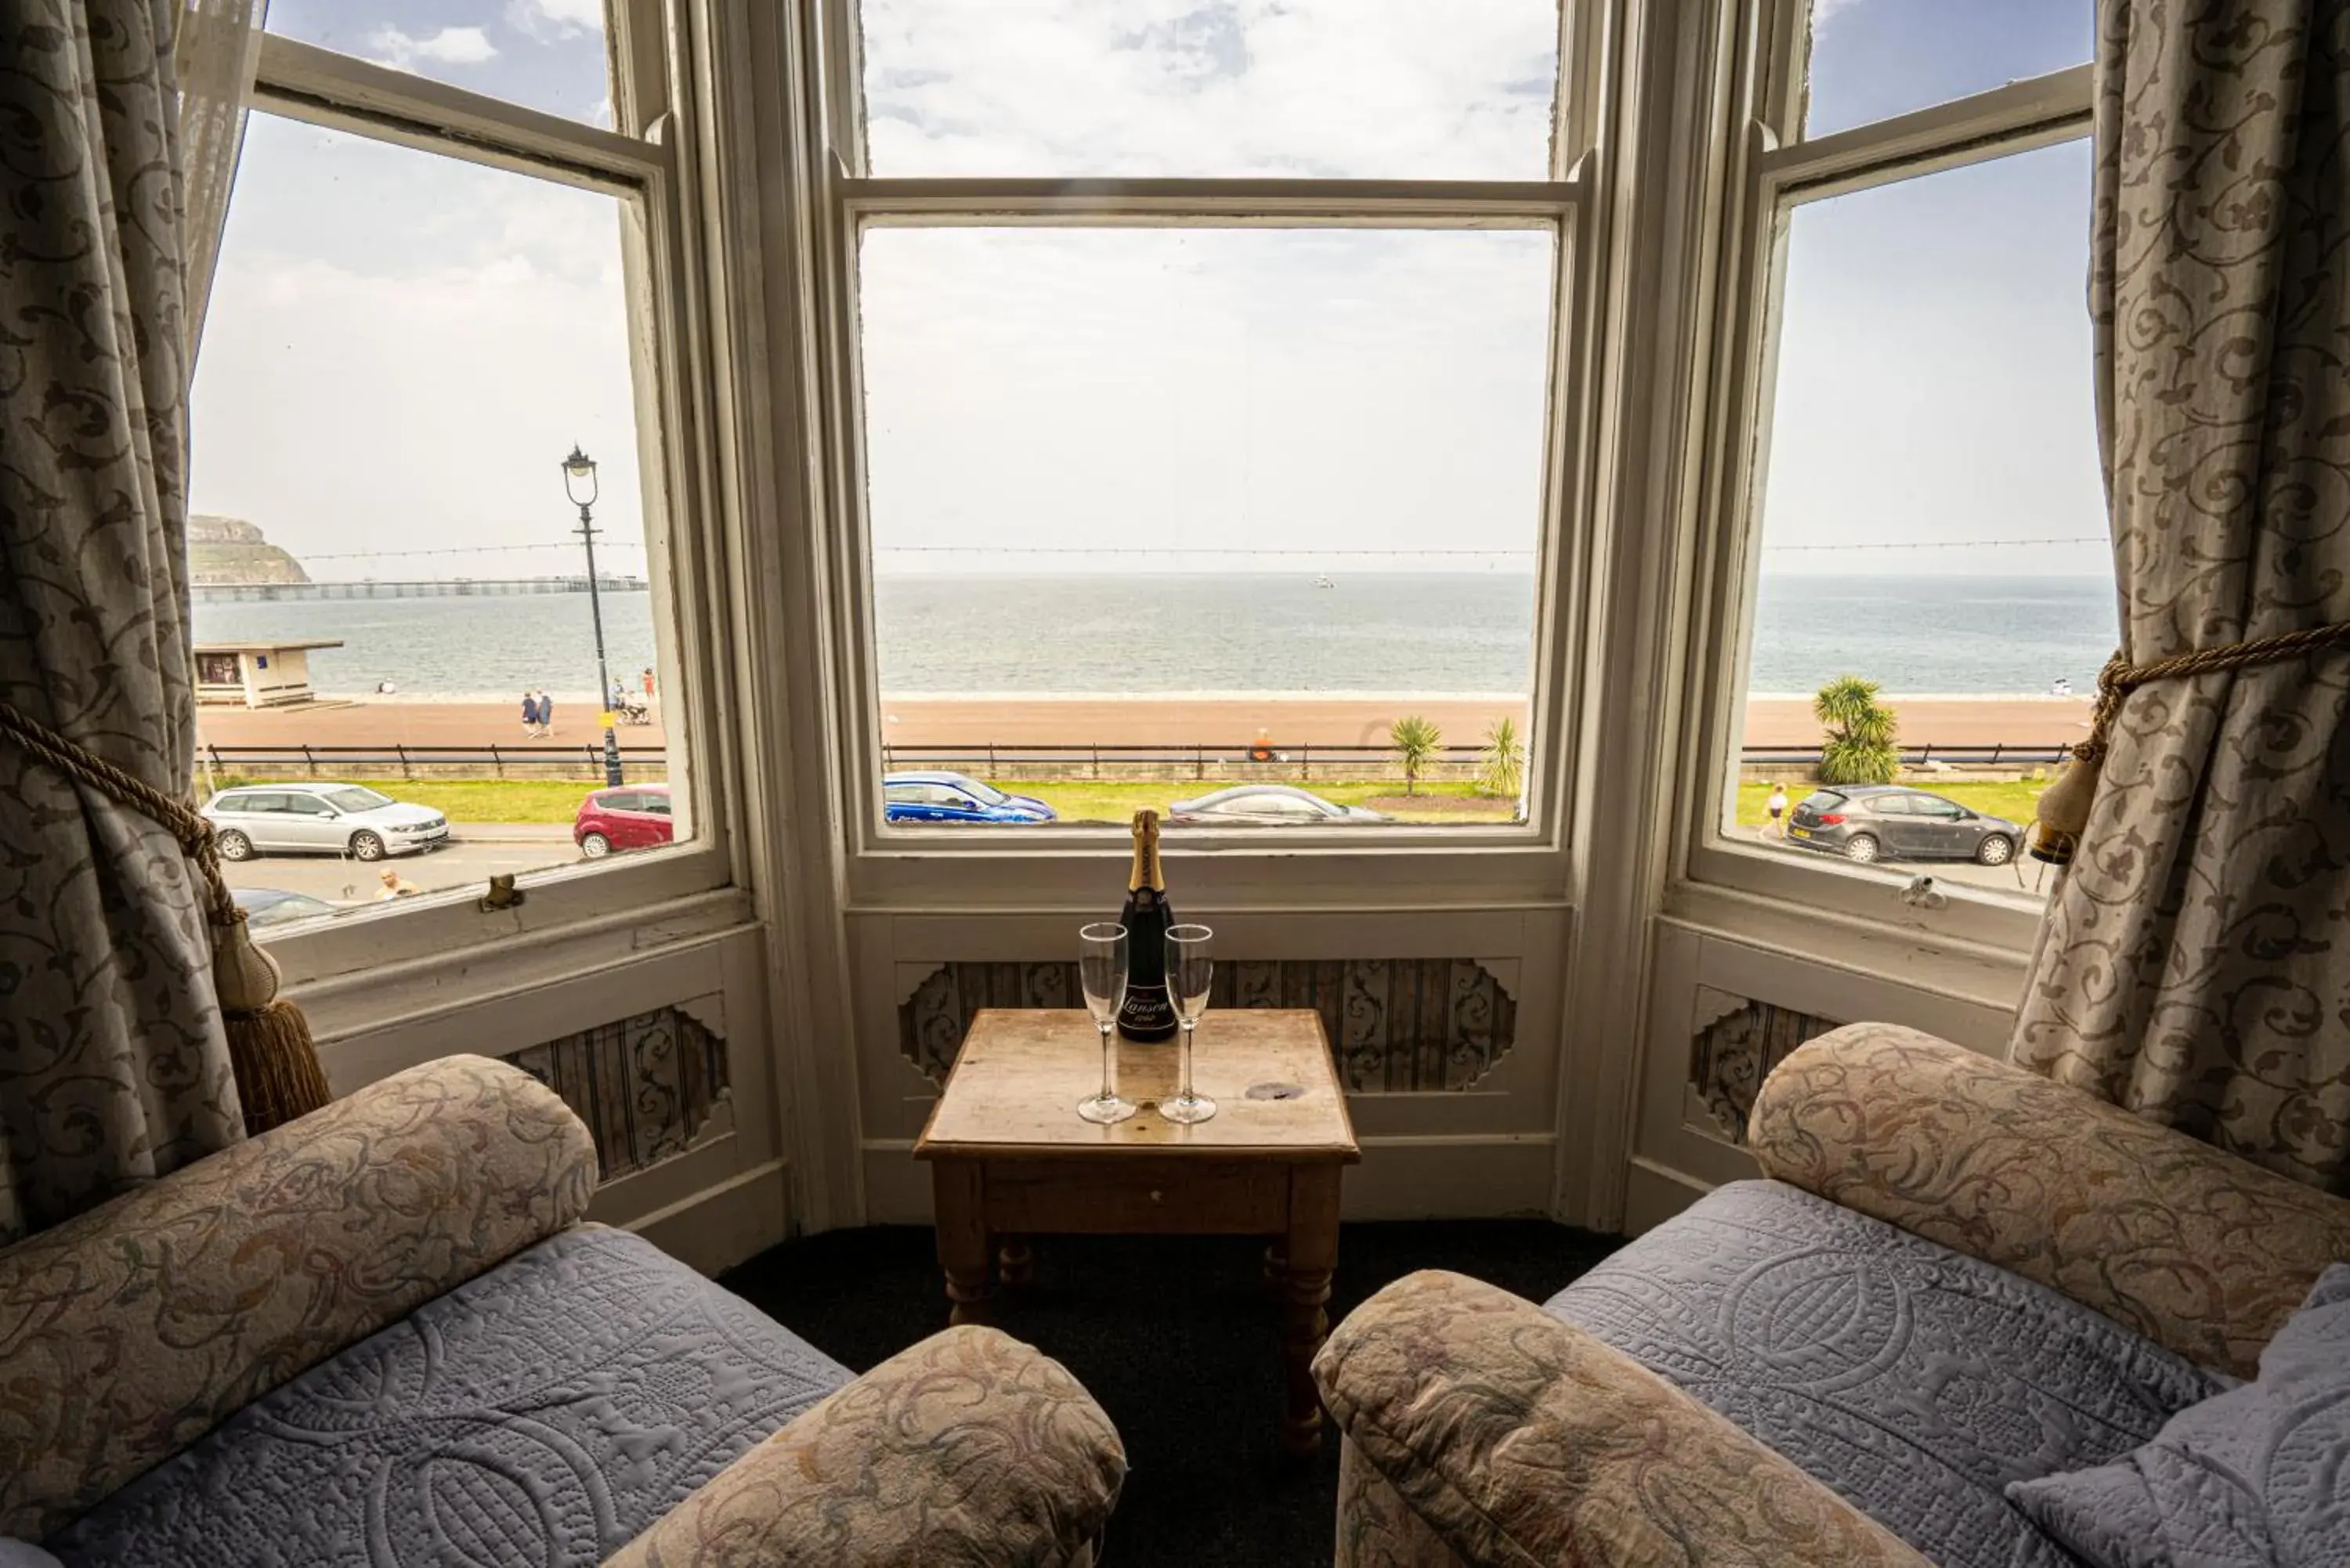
[2013,1,2350,1192]
[0,0,259,1242]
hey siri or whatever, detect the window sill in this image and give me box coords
[287,878,755,1047]
[844,826,1573,912]
[262,838,740,997]
[1674,835,2040,1003]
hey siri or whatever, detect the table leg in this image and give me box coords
[1278,1165,1343,1458]
[998,1235,1036,1288]
[933,1160,993,1328]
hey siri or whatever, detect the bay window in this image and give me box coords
[189,2,730,959]
[816,0,1594,849]
[1685,0,2102,932]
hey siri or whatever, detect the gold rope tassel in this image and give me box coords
[0,700,333,1133]
[210,896,333,1133]
[2030,623,2350,867]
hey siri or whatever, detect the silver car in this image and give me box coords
[202,783,448,862]
[1166,785,1389,827]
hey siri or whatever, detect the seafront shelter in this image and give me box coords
[192,639,342,708]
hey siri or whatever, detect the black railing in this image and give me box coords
[1737,741,2075,768]
[878,741,1486,781]
[880,739,2077,775]
[200,742,667,779]
[195,737,2078,782]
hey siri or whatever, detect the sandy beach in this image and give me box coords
[194,692,2094,751]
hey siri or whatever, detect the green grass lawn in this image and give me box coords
[1731,777,2048,829]
[1007,778,1517,826]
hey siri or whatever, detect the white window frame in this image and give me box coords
[1670,0,2095,957]
[794,0,1615,910]
[226,6,747,988]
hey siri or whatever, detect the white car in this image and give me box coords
[202,783,448,862]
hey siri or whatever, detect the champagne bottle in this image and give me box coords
[1115,809,1177,1041]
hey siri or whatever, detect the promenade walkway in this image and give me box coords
[195,693,2093,751]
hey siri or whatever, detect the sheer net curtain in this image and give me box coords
[2012,0,2350,1194]
[177,0,267,351]
[0,0,266,1244]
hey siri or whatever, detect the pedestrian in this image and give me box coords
[521,690,540,736]
[1766,781,1788,838]
[377,867,420,900]
[538,689,555,734]
[641,667,656,700]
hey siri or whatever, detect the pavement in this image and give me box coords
[193,693,2095,752]
[199,701,671,750]
[1727,823,2053,898]
[223,829,589,909]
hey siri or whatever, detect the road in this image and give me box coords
[224,833,584,910]
[226,818,2051,927]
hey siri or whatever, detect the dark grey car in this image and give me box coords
[1784,785,2020,866]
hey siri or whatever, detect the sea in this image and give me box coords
[189,573,2121,698]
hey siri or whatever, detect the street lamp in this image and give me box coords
[563,445,624,788]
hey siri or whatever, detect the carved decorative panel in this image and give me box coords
[1689,987,1842,1143]
[898,959,1514,1093]
[504,1004,731,1181]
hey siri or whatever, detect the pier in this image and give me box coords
[191,576,648,604]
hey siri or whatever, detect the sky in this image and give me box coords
[193,2,643,584]
[190,0,2101,582]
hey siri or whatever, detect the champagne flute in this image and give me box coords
[1160,924,1217,1125]
[1076,923,1137,1124]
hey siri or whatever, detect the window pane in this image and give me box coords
[859,0,1560,177]
[1731,141,2113,898]
[1805,0,2092,139]
[860,226,1552,829]
[190,114,685,923]
[266,0,615,126]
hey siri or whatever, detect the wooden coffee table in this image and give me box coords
[915,1007,1360,1455]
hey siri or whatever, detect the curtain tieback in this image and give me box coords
[2029,618,2350,865]
[0,700,331,1132]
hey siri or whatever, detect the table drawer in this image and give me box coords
[980,1157,1294,1235]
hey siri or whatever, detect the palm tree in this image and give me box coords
[1813,674,1900,785]
[1478,716,1526,799]
[1390,714,1443,797]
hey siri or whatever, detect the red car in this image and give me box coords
[573,784,674,858]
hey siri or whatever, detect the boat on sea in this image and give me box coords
[1313,575,1336,588]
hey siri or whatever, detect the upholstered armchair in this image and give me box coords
[1,1056,1126,1566]
[1313,1024,2350,1567]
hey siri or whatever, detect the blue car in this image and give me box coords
[882,771,1056,825]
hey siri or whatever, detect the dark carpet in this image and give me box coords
[720,1221,1618,1567]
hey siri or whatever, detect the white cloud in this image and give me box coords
[1810,0,1868,27]
[841,2,1563,571]
[369,25,498,69]
[507,0,606,39]
[857,227,1554,565]
[192,117,642,565]
[201,4,2093,595]
[859,0,1560,179]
